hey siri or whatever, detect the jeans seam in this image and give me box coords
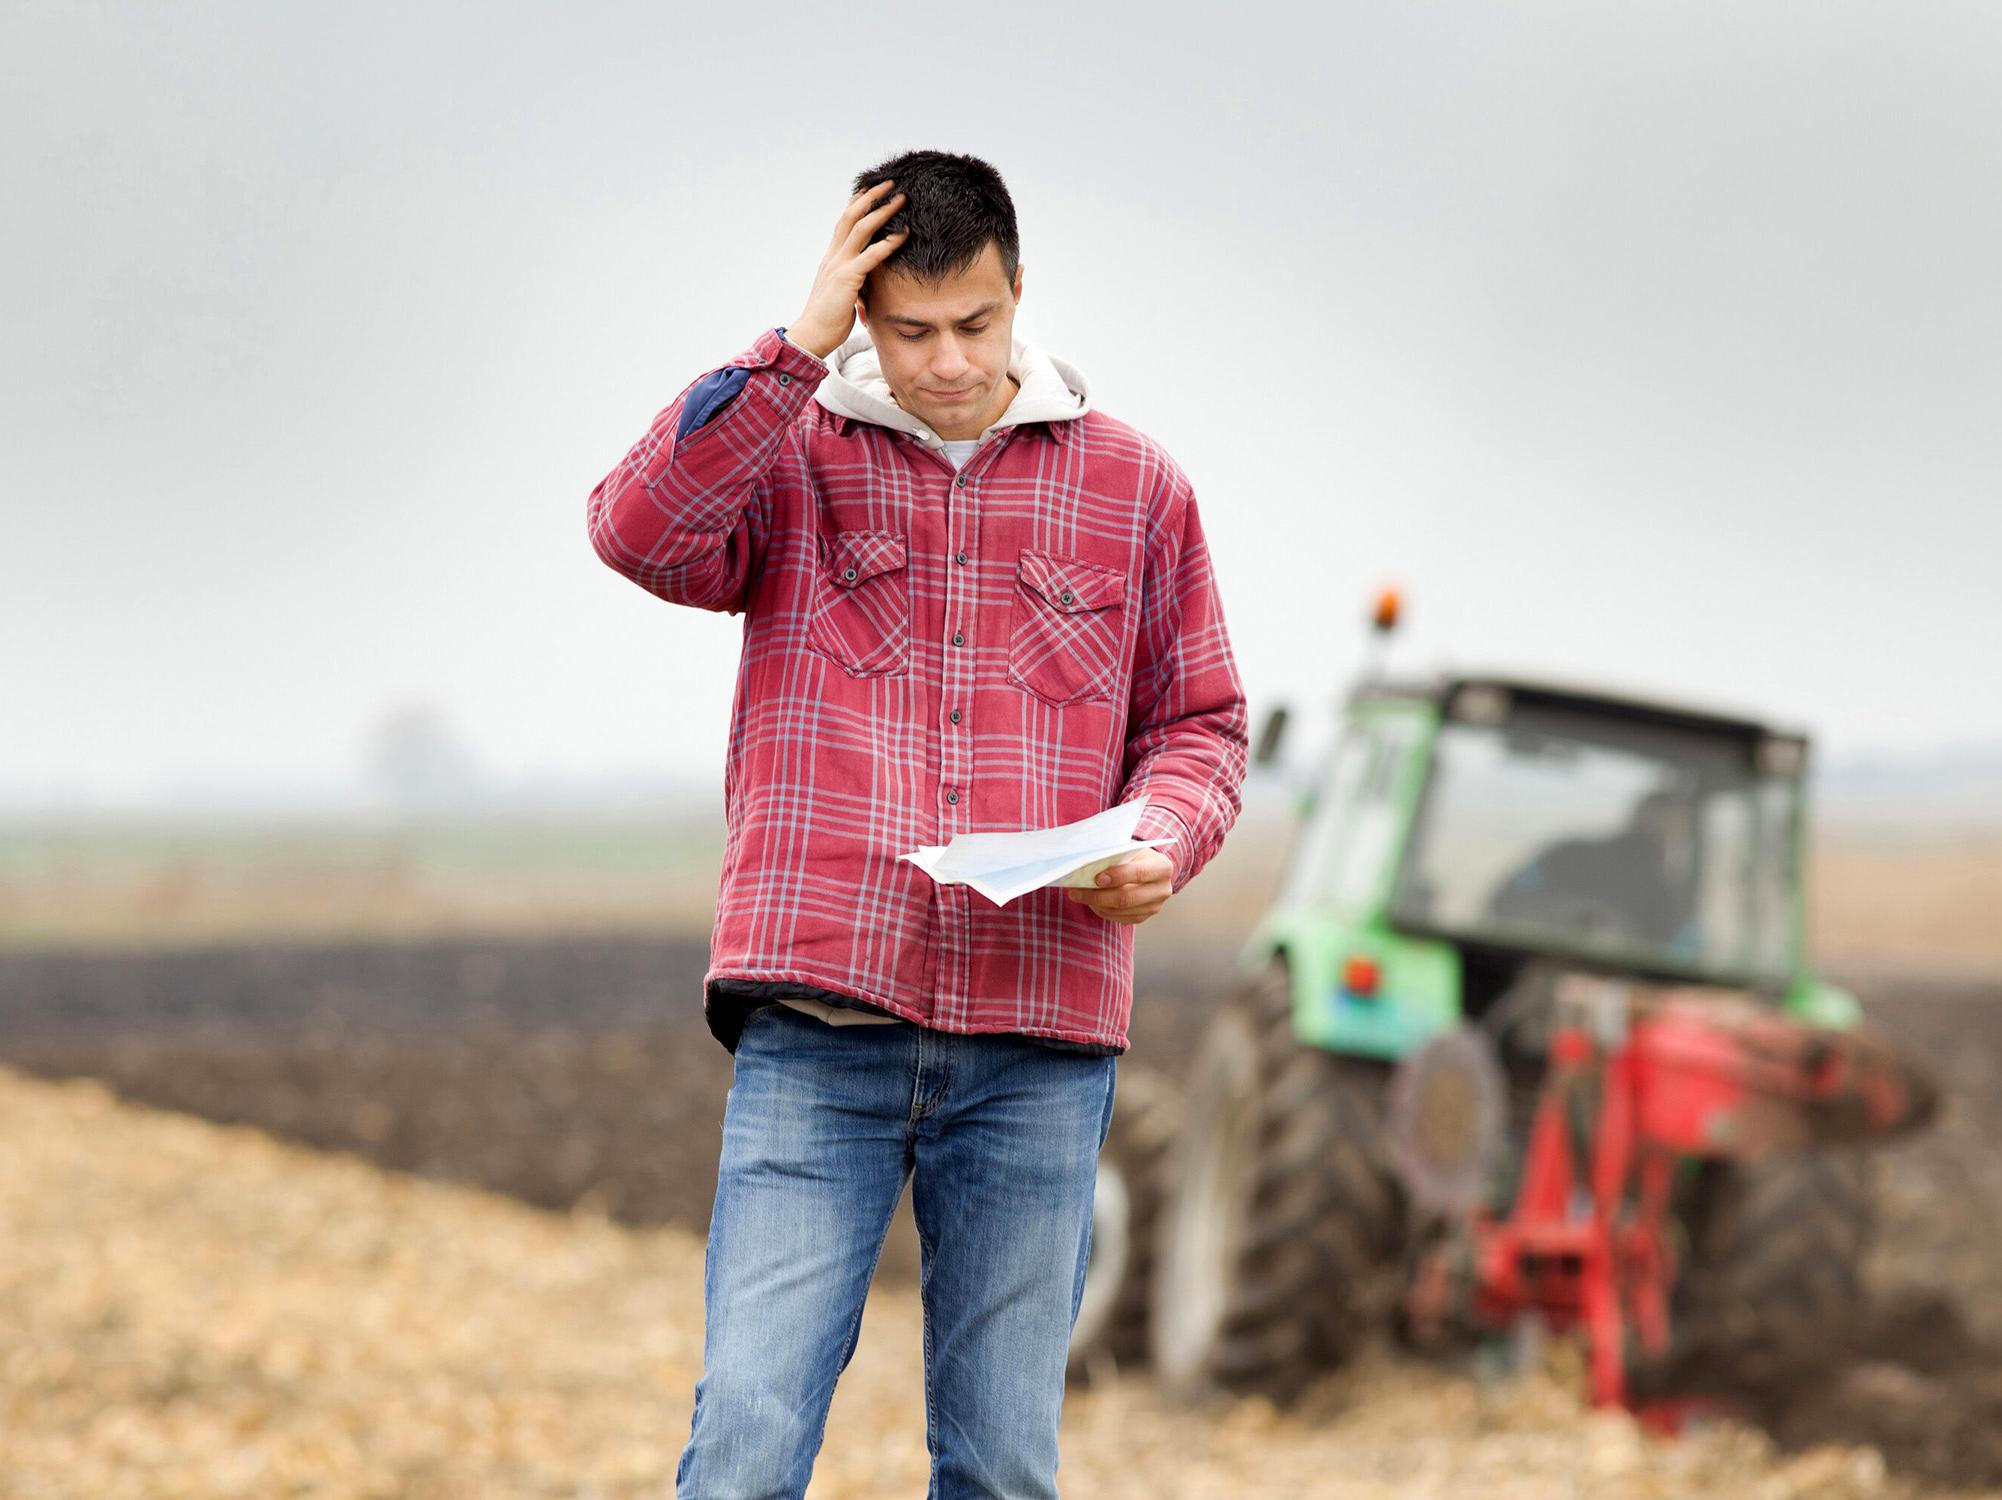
[919,1219,940,1499]
[1101,1057,1117,1147]
[1077,1060,1116,1323]
[911,1026,959,1123]
[678,1099,734,1493]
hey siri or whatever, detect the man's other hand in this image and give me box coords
[1064,849,1174,926]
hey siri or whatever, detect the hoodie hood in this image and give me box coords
[814,328,1090,452]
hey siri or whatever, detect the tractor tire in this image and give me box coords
[1634,1149,1875,1397]
[1150,961,1405,1405]
[1067,1062,1183,1381]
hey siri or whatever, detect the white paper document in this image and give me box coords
[900,799,1176,908]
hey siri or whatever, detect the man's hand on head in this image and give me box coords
[1064,849,1175,926]
[787,181,909,361]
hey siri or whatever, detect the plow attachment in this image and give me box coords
[1403,975,1938,1413]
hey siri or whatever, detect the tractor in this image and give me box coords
[1068,591,1937,1417]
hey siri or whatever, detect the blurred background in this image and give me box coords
[3,3,1999,1497]
[4,1,1998,965]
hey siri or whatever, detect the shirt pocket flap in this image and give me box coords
[1018,549,1126,614]
[825,530,908,588]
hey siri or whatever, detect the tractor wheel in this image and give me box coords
[1067,1062,1183,1381]
[1635,1149,1875,1396]
[1150,961,1405,1405]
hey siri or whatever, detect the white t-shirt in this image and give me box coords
[942,438,981,469]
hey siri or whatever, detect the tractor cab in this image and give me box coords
[1391,683,1801,994]
[1246,629,1858,1065]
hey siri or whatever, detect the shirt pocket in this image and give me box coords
[1006,547,1128,707]
[807,529,912,678]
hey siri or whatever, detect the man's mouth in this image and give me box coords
[927,387,975,401]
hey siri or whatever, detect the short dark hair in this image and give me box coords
[850,150,1020,299]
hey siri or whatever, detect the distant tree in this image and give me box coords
[363,704,487,813]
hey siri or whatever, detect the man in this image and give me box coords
[585,150,1247,1498]
[1488,787,1704,951]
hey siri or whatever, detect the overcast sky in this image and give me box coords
[4,1,1998,813]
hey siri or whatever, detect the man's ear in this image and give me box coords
[1011,264,1024,303]
[853,295,870,330]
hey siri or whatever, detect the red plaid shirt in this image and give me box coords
[586,327,1247,1052]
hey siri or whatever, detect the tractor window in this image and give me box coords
[1284,718,1417,917]
[1389,703,1797,984]
[1329,722,1416,914]
[1282,731,1371,911]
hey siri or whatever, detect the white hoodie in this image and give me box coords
[811,327,1092,453]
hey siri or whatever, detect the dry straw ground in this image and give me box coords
[2,1064,1983,1500]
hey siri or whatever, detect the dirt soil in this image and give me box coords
[1755,969,2002,1486]
[0,1060,1982,1500]
[0,935,1998,1493]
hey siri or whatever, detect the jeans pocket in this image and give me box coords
[1005,547,1127,707]
[807,529,911,677]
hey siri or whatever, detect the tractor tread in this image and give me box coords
[1159,962,1405,1403]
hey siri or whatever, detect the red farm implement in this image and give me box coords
[1400,973,1938,1415]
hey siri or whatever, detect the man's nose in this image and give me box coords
[932,336,971,379]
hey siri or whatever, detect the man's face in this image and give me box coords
[857,240,1024,442]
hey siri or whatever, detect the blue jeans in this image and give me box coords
[674,1002,1118,1499]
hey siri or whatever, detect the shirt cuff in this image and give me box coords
[737,327,831,409]
[771,325,830,371]
[1131,802,1195,894]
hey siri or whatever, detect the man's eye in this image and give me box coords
[898,331,927,342]
[960,324,989,336]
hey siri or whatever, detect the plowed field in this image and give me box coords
[0,937,1996,1494]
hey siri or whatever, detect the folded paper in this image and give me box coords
[900,799,1175,907]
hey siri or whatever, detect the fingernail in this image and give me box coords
[1097,872,1111,886]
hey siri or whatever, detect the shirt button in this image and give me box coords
[954,473,968,488]
[952,630,965,646]
[955,550,969,566]
[1059,588,1074,606]
[777,373,791,386]
[945,789,959,804]
[949,708,962,723]
[842,567,858,582]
